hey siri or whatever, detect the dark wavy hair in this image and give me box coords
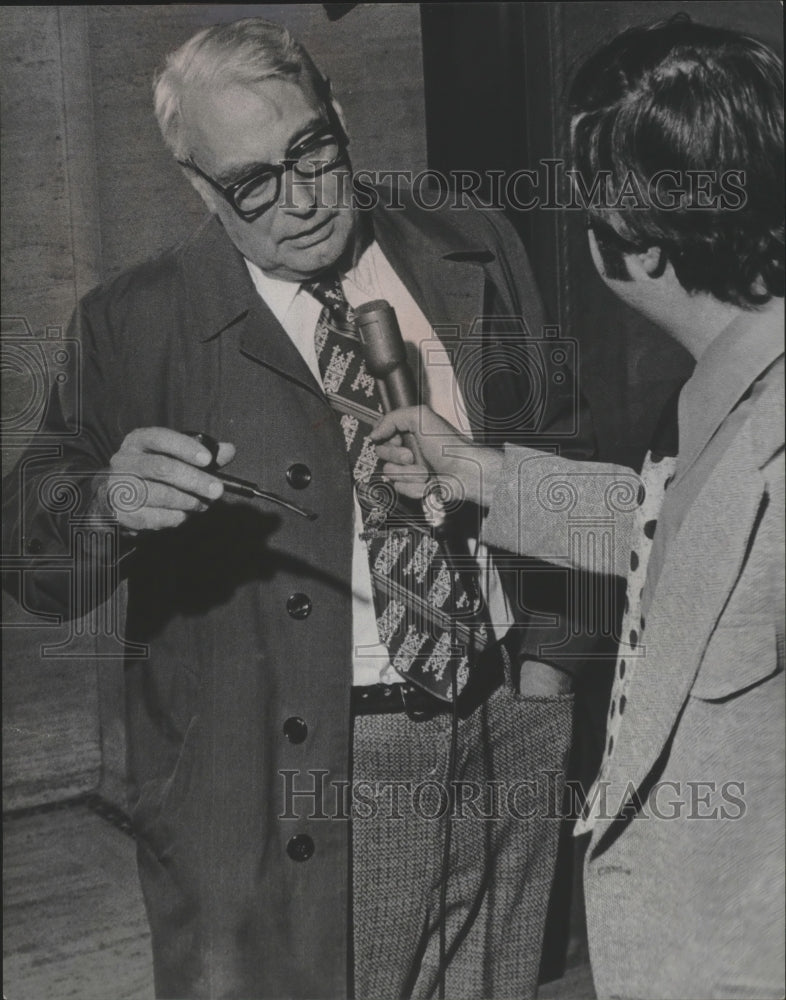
[570,15,784,307]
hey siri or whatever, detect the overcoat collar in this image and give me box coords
[180,215,258,341]
[179,216,323,397]
[177,203,494,360]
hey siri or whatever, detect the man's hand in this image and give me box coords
[105,427,236,532]
[370,405,504,509]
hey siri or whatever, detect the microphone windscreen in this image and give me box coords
[354,300,407,378]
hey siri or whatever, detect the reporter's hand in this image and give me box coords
[105,427,236,532]
[370,405,504,508]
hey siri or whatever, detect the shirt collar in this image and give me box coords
[243,259,301,328]
[677,298,784,477]
[343,239,384,297]
[244,239,382,315]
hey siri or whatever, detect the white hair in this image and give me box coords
[153,17,329,161]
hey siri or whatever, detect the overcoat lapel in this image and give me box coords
[174,209,493,476]
[372,204,489,339]
[180,216,325,397]
[371,203,493,444]
[237,299,324,397]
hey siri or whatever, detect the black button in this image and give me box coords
[287,834,314,862]
[286,593,312,619]
[283,716,308,743]
[286,464,312,489]
[26,537,43,554]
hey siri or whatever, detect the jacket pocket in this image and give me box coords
[691,622,778,701]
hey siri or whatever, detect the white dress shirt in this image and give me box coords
[245,241,511,684]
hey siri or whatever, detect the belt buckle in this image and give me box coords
[400,682,441,722]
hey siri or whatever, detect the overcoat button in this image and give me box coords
[286,593,312,619]
[287,834,314,862]
[283,716,308,743]
[286,464,312,489]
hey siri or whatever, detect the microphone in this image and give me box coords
[354,299,445,526]
[353,299,417,412]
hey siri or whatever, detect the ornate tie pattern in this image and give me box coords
[305,274,488,701]
[574,448,677,834]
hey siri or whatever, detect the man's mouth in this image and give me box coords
[285,216,334,247]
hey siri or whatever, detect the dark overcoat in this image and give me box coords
[5,195,584,998]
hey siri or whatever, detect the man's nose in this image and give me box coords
[279,169,320,215]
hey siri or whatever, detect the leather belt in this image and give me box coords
[351,643,506,722]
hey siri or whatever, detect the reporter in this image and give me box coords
[377,17,785,999]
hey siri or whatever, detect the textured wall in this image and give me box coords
[2,7,103,809]
[0,8,93,336]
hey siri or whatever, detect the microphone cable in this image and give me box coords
[438,625,460,1000]
[436,529,489,1000]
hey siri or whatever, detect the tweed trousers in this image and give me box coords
[351,682,574,1000]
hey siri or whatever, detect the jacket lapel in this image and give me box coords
[590,422,765,850]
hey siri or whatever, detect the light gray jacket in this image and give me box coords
[482,303,785,999]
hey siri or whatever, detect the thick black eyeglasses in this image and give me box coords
[179,120,349,222]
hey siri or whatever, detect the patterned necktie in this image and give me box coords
[304,273,489,701]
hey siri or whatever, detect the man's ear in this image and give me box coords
[328,91,348,134]
[313,71,348,135]
[182,169,221,216]
[631,245,666,279]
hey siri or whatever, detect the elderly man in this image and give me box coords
[3,16,590,1000]
[374,17,784,1000]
